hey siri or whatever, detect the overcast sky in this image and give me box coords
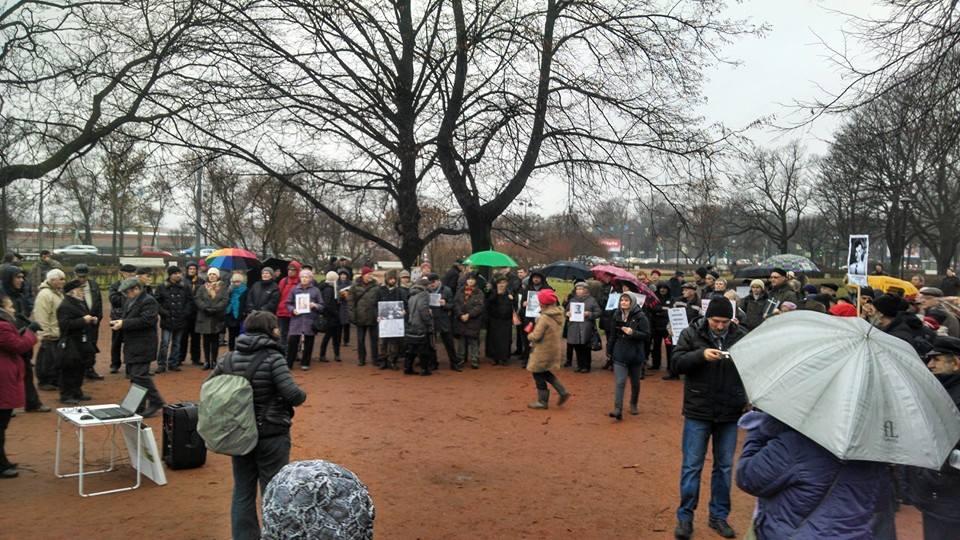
[528,0,889,214]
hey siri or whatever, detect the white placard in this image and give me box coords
[525,291,541,318]
[847,234,869,287]
[429,293,441,307]
[700,298,710,314]
[120,424,167,486]
[570,302,585,322]
[294,293,311,315]
[604,292,620,311]
[736,286,750,298]
[633,293,646,308]
[378,301,405,338]
[668,307,689,336]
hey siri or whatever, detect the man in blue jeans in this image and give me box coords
[672,298,747,539]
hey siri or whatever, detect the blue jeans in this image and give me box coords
[231,434,291,540]
[677,418,738,522]
[158,328,184,368]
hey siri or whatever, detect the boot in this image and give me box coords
[608,408,622,420]
[528,388,549,409]
[602,358,613,371]
[630,389,640,415]
[554,381,571,406]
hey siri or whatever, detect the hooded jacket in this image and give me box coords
[276,262,303,319]
[0,314,35,408]
[608,298,651,366]
[736,413,885,539]
[0,264,32,327]
[527,304,564,373]
[209,332,306,435]
[405,284,433,338]
[350,277,380,326]
[674,317,748,422]
[32,281,64,341]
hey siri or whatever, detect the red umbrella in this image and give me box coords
[592,265,660,308]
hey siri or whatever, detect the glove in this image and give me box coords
[27,321,42,333]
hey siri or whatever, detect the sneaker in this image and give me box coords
[300,365,310,371]
[674,520,693,539]
[109,367,120,374]
[527,401,548,410]
[0,466,18,479]
[141,403,163,418]
[708,518,736,538]
[25,405,51,413]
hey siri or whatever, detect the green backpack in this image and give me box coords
[197,351,269,456]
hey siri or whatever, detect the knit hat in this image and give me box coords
[537,288,558,306]
[821,283,839,292]
[120,264,137,273]
[770,267,787,277]
[802,284,818,295]
[207,267,221,278]
[325,271,338,282]
[118,277,140,292]
[261,460,375,540]
[135,267,151,275]
[185,261,198,270]
[829,303,858,317]
[749,279,764,289]
[681,282,697,290]
[695,267,707,279]
[167,266,182,276]
[74,263,90,276]
[874,294,907,317]
[63,279,83,294]
[288,261,302,273]
[574,281,588,290]
[385,269,398,281]
[399,270,410,278]
[426,273,440,282]
[780,301,797,312]
[704,298,733,319]
[360,266,373,277]
[46,268,65,281]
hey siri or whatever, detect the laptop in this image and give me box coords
[89,384,148,420]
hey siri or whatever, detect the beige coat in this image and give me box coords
[526,304,564,373]
[32,281,64,342]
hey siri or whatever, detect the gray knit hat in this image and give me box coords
[262,460,375,540]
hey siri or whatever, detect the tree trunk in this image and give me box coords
[467,214,493,255]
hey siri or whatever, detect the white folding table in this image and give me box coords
[55,405,143,497]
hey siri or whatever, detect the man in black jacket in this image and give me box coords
[377,270,408,370]
[180,262,205,366]
[108,264,136,374]
[672,299,746,540]
[427,274,458,371]
[110,278,164,417]
[73,264,104,380]
[208,311,306,540]
[246,267,280,313]
[441,260,463,295]
[155,266,193,372]
[908,336,960,539]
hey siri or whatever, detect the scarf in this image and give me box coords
[228,283,246,318]
[464,285,474,299]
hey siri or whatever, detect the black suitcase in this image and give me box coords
[162,402,207,469]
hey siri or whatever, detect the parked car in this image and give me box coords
[140,247,173,258]
[52,245,99,256]
[179,246,218,258]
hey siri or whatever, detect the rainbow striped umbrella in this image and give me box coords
[205,248,260,271]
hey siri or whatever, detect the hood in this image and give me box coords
[235,332,283,354]
[540,304,565,324]
[288,261,302,273]
[529,271,547,284]
[410,284,427,294]
[0,264,24,293]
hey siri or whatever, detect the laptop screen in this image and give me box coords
[120,384,148,412]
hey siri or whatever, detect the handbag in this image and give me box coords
[590,329,603,351]
[311,313,329,334]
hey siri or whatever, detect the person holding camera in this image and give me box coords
[671,299,747,540]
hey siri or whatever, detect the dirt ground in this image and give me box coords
[1,323,923,540]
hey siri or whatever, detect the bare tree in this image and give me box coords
[98,135,148,256]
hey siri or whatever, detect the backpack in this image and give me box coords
[197,350,270,456]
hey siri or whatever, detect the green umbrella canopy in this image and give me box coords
[463,250,518,268]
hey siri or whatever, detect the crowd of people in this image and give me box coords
[0,249,959,539]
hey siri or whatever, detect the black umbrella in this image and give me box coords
[539,260,592,281]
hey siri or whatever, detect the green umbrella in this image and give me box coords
[463,250,518,268]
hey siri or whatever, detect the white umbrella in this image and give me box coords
[729,310,960,470]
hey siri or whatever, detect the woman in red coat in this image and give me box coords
[0,291,38,478]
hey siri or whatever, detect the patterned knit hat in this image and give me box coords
[262,460,375,540]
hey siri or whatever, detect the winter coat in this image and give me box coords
[906,373,960,521]
[1,264,32,328]
[668,277,683,300]
[194,282,229,335]
[155,280,194,330]
[521,273,553,322]
[768,283,799,306]
[225,284,249,329]
[441,266,461,295]
[246,280,280,314]
[428,284,454,333]
[82,279,103,322]
[674,317,748,423]
[883,312,934,356]
[28,258,61,296]
[209,332,306,437]
[285,283,322,336]
[276,271,300,319]
[940,276,960,298]
[335,279,352,325]
[739,292,768,331]
[377,284,409,306]
[405,285,433,338]
[318,282,342,330]
[31,281,63,342]
[453,286,485,338]
[0,316,35,408]
[109,279,126,320]
[609,303,651,366]
[650,293,672,332]
[120,291,159,364]
[57,295,97,369]
[564,294,600,345]
[350,278,380,327]
[526,304,564,373]
[736,413,884,539]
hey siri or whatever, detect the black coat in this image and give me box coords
[441,266,461,295]
[318,282,341,330]
[906,374,960,521]
[246,280,280,314]
[609,304,651,366]
[674,318,748,423]
[156,280,194,330]
[484,292,515,361]
[119,291,159,364]
[883,312,934,356]
[739,293,768,331]
[85,279,103,322]
[0,264,32,328]
[209,332,306,437]
[108,279,126,320]
[940,276,960,298]
[428,284,454,333]
[56,295,97,368]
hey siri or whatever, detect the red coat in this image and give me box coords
[0,319,37,409]
[276,277,297,319]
